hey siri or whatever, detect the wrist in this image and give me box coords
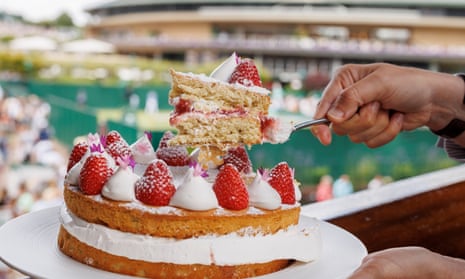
[428,73,465,138]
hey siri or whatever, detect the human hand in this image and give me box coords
[312,63,465,146]
[348,247,465,279]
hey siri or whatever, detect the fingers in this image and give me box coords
[310,125,332,146]
[364,113,403,148]
[315,63,388,123]
[331,103,404,148]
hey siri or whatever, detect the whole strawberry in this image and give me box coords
[67,141,88,171]
[106,140,132,164]
[105,130,127,146]
[213,164,249,210]
[222,146,252,174]
[268,162,296,204]
[80,153,114,195]
[135,159,176,206]
[156,131,190,166]
[228,58,262,87]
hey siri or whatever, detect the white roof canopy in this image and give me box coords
[61,38,115,54]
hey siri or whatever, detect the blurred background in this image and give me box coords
[1,3,465,274]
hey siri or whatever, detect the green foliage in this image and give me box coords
[391,161,416,180]
[297,165,331,185]
[0,50,271,87]
[55,13,75,27]
[346,156,380,190]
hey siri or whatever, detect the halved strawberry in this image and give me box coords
[79,153,114,195]
[67,141,88,171]
[135,159,176,206]
[213,164,249,210]
[228,58,262,87]
[156,131,190,166]
[222,146,252,174]
[268,162,296,204]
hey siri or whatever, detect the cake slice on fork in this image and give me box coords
[168,53,288,150]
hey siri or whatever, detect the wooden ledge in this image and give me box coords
[302,165,465,257]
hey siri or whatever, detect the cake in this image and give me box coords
[168,52,292,150]
[57,130,321,279]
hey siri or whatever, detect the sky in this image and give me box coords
[0,0,110,26]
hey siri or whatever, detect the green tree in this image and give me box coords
[55,12,75,27]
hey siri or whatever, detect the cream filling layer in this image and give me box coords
[60,205,321,265]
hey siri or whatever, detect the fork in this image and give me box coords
[292,118,331,131]
[267,118,331,144]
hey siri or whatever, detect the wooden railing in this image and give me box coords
[301,165,465,258]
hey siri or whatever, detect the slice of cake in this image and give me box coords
[57,130,321,279]
[169,53,289,150]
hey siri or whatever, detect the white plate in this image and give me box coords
[0,206,366,279]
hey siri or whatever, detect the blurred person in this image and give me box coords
[0,187,12,226]
[12,183,34,216]
[30,181,62,212]
[315,174,333,201]
[76,88,87,107]
[332,174,353,198]
[311,62,465,278]
[367,174,385,190]
[145,90,159,114]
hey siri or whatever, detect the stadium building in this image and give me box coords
[86,0,465,80]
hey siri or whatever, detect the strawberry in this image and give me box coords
[79,153,114,195]
[105,130,128,147]
[156,131,190,166]
[213,164,249,210]
[135,159,176,206]
[222,146,252,174]
[67,141,88,171]
[268,162,296,204]
[157,131,174,149]
[106,141,132,163]
[228,58,262,87]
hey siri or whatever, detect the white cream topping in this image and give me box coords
[169,168,218,211]
[64,161,82,186]
[130,135,157,164]
[248,173,281,210]
[209,52,239,81]
[180,72,270,95]
[294,181,302,202]
[101,167,139,202]
[60,205,321,265]
[263,118,294,144]
[133,163,149,177]
[168,165,190,187]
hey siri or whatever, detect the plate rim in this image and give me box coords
[0,206,367,279]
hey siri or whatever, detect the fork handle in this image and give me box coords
[293,118,331,131]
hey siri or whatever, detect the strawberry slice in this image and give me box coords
[268,162,296,204]
[79,153,114,195]
[228,58,262,87]
[135,159,176,206]
[156,131,190,166]
[67,141,88,171]
[222,146,252,174]
[213,164,249,210]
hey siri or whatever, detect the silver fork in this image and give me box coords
[266,118,331,144]
[293,118,331,132]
